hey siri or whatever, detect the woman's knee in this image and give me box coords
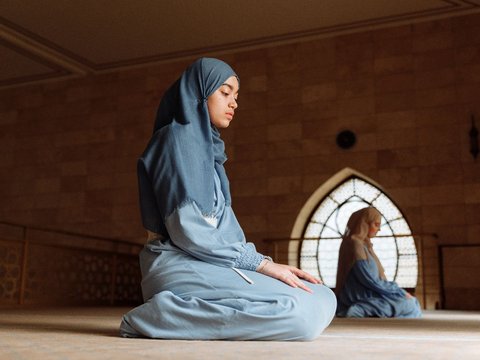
[286,286,337,341]
[345,304,366,318]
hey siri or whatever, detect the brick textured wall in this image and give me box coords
[440,245,480,310]
[1,14,480,309]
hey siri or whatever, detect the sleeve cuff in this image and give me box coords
[234,243,264,271]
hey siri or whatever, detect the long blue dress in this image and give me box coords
[120,171,337,340]
[336,248,422,318]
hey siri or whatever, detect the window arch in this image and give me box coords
[296,171,418,289]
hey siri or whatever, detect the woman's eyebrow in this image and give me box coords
[221,83,239,92]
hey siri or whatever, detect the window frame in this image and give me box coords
[298,175,418,290]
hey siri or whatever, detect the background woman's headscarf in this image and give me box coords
[335,207,386,295]
[137,58,238,235]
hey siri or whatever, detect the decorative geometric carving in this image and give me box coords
[115,255,142,305]
[0,241,22,303]
[25,245,113,304]
[0,227,142,306]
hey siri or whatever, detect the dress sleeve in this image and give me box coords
[351,260,406,299]
[165,201,264,271]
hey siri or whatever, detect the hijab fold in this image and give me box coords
[335,207,386,295]
[137,58,237,235]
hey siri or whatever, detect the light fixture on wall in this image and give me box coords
[470,115,479,160]
[336,130,356,150]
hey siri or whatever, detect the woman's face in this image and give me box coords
[207,75,239,128]
[368,217,381,238]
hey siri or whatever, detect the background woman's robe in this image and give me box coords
[336,248,422,318]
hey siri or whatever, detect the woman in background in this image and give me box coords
[119,57,336,340]
[335,207,422,318]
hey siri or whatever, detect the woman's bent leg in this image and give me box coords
[121,249,336,340]
[121,283,336,340]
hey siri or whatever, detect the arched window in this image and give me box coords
[297,173,418,289]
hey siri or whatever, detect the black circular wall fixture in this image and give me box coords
[336,130,356,149]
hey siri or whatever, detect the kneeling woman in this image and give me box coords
[335,207,422,318]
[120,58,336,340]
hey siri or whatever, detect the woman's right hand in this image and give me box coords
[256,260,321,293]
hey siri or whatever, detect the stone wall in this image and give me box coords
[1,13,480,309]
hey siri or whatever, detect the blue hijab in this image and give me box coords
[137,58,238,235]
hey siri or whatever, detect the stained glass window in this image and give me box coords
[299,176,418,288]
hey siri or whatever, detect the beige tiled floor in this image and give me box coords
[1,307,479,360]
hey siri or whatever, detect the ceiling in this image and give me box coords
[1,0,480,89]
